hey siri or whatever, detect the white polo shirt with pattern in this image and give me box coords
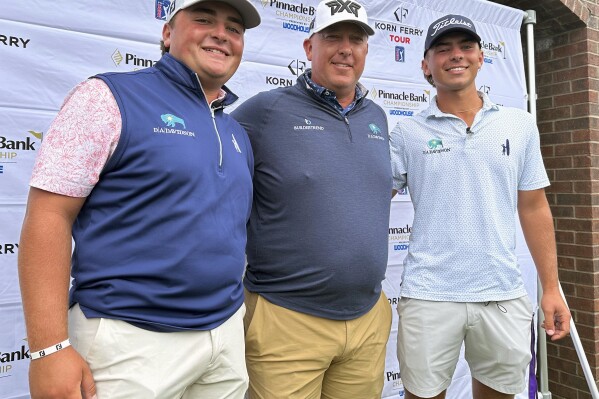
[390,92,549,302]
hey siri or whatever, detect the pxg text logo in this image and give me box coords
[326,0,361,18]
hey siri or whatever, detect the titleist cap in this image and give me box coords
[424,14,481,55]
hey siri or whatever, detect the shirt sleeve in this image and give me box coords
[518,113,550,191]
[390,121,408,190]
[30,78,121,197]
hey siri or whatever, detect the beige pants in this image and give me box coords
[69,304,248,399]
[244,290,392,399]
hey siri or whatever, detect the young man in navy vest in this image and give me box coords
[18,1,260,398]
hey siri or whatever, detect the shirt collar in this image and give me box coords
[302,69,367,113]
[423,91,499,118]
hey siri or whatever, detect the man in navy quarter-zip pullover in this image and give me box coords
[232,1,392,398]
[18,1,260,398]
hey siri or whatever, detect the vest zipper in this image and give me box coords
[196,74,223,171]
[210,107,223,170]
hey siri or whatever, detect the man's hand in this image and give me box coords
[540,291,571,341]
[29,347,96,399]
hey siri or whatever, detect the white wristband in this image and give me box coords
[30,339,71,360]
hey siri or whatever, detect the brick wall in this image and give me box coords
[493,0,599,397]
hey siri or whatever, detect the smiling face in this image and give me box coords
[422,32,483,93]
[303,22,368,103]
[162,1,244,96]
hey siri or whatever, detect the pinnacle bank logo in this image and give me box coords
[386,370,405,392]
[371,88,429,114]
[265,0,316,30]
[112,49,158,68]
[389,224,411,242]
[0,131,40,169]
[482,40,506,64]
[0,339,30,376]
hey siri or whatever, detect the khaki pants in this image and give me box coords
[244,290,392,399]
[69,304,248,399]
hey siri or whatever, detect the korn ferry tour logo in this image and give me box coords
[373,5,423,37]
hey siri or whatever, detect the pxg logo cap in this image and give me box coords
[309,0,375,36]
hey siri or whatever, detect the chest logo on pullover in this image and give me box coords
[368,123,385,141]
[294,118,324,131]
[232,133,242,153]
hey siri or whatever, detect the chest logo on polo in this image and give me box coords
[501,139,510,156]
[368,123,385,141]
[423,138,451,154]
[153,113,196,137]
[294,118,324,131]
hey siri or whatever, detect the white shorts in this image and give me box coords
[396,296,533,398]
[69,304,248,399]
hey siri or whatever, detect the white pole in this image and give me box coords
[523,10,551,398]
[524,9,599,398]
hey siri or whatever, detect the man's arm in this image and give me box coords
[518,188,571,341]
[19,187,96,398]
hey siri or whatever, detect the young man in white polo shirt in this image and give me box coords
[390,14,571,399]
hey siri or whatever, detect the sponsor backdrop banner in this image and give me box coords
[0,1,531,398]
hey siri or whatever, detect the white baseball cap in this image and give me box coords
[166,0,261,29]
[309,0,374,36]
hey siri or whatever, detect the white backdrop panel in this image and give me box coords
[0,1,537,398]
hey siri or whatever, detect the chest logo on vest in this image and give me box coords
[423,138,451,154]
[368,123,385,141]
[153,113,196,137]
[161,114,186,128]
